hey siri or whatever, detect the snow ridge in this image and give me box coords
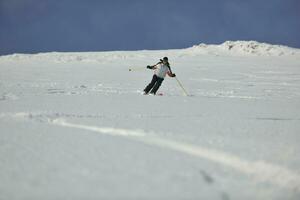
[1,41,299,61]
[189,40,300,56]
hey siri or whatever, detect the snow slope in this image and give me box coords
[1,41,300,200]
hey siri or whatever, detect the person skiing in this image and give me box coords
[143,57,176,95]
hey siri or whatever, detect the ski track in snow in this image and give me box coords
[52,119,300,192]
[4,112,300,192]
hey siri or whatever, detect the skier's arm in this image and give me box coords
[167,66,176,77]
[147,62,160,69]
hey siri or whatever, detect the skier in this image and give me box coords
[143,57,176,95]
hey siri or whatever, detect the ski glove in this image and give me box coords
[147,65,153,69]
[171,73,176,77]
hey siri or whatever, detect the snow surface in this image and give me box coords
[0,41,300,199]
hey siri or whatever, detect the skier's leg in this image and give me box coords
[150,77,164,94]
[144,75,158,94]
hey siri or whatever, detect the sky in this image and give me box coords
[0,0,299,55]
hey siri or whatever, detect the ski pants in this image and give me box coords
[144,75,164,94]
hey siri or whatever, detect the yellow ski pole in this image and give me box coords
[128,67,145,71]
[175,77,189,96]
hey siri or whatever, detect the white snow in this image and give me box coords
[1,41,300,199]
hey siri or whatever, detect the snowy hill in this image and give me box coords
[188,40,300,56]
[1,41,300,62]
[0,41,300,199]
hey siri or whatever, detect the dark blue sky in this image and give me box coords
[0,0,299,55]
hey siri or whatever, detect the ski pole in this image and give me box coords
[128,67,145,71]
[175,77,189,96]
